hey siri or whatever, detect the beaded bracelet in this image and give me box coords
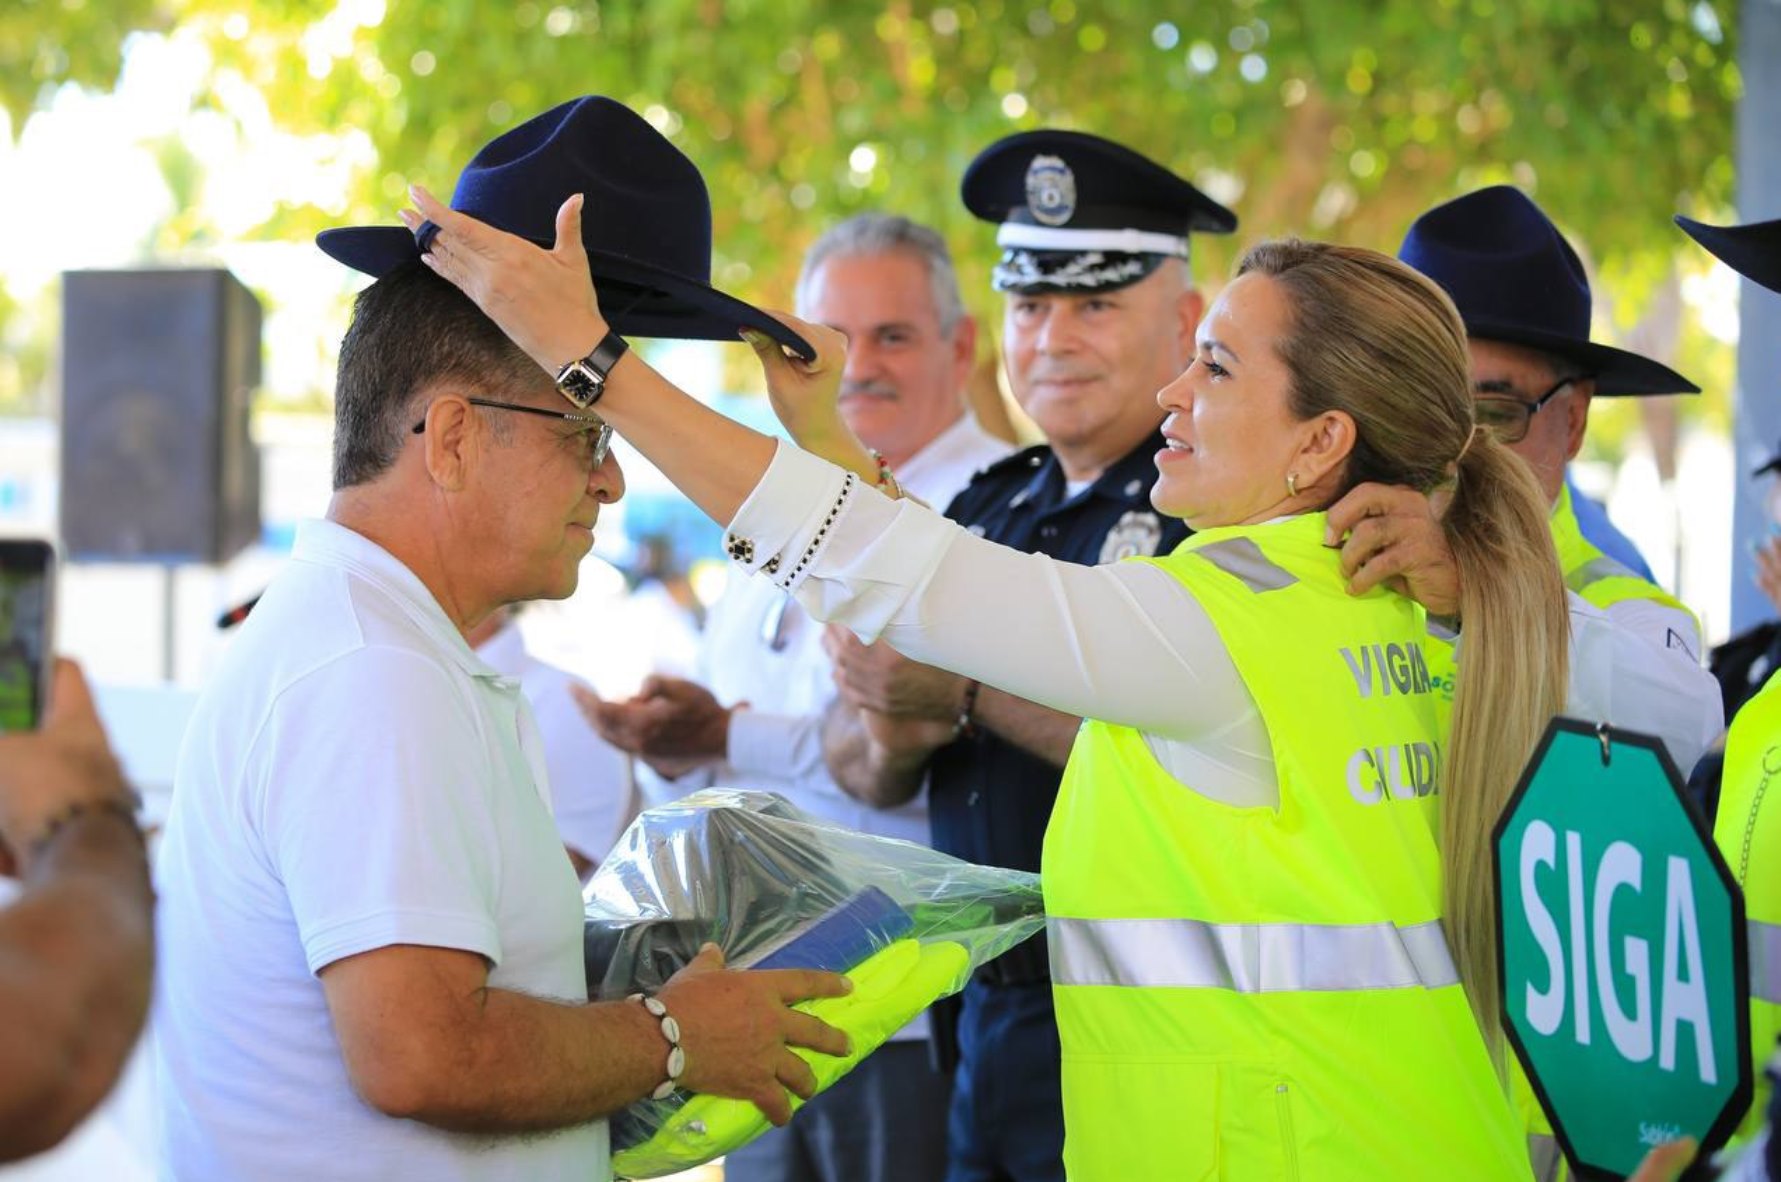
[629,992,686,1100]
[952,680,981,741]
[26,796,144,861]
[866,449,903,500]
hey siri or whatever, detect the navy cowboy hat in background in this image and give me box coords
[317,95,813,361]
[1398,185,1698,397]
[1676,214,1781,297]
[1677,216,1781,476]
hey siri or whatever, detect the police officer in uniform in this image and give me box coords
[820,131,1233,1182]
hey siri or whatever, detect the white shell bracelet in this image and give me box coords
[630,992,685,1101]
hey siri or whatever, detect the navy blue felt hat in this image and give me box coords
[961,130,1236,294]
[317,96,813,360]
[1676,215,1781,297]
[1398,186,1697,397]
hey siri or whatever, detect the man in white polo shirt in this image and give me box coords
[152,97,849,1182]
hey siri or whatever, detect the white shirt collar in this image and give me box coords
[293,518,500,681]
[473,617,531,677]
[896,413,1008,505]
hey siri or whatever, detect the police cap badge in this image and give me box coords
[1025,155,1078,227]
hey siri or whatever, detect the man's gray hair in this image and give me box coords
[795,213,967,337]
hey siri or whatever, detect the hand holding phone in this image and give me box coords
[0,660,134,876]
[0,540,54,733]
[0,543,137,874]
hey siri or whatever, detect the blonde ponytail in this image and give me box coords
[1439,431,1570,1058]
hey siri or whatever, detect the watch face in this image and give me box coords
[557,362,602,409]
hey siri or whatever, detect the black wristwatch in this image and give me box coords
[554,330,629,409]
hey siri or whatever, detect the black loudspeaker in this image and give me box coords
[60,269,263,564]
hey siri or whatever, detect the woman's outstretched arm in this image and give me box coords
[406,187,1258,749]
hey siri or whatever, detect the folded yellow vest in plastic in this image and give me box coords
[612,938,971,1180]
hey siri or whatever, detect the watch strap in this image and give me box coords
[582,330,629,377]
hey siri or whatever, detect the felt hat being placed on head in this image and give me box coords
[1676,215,1781,297]
[961,129,1237,295]
[1397,185,1697,397]
[317,96,812,360]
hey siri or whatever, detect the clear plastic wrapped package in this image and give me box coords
[583,789,1045,1179]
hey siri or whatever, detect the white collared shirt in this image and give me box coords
[892,412,1014,512]
[154,519,603,1181]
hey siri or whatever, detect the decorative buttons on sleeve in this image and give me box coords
[777,472,855,590]
[722,471,856,588]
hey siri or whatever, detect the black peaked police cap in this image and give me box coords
[1676,214,1781,297]
[1397,186,1697,398]
[962,129,1236,295]
[317,96,813,361]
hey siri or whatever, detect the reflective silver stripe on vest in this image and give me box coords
[1753,919,1781,1005]
[1568,554,1636,591]
[1526,1134,1563,1182]
[1426,615,1459,644]
[1050,916,1460,992]
[1195,538,1299,593]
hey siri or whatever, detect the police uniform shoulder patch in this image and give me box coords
[1099,510,1166,562]
[1025,154,1077,226]
[946,443,1050,522]
[974,443,1051,480]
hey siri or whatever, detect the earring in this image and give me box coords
[1286,472,1299,497]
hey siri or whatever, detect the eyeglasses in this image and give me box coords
[411,397,613,469]
[1473,376,1584,445]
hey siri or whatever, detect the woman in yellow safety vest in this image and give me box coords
[414,190,1570,1180]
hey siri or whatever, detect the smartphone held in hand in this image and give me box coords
[0,539,55,733]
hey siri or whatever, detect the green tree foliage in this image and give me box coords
[0,0,1743,404]
[0,0,163,131]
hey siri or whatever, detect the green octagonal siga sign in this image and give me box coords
[1494,719,1752,1179]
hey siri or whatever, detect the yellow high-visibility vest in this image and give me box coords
[611,938,972,1179]
[1716,676,1781,1144]
[1042,514,1528,1180]
[1550,483,1697,625]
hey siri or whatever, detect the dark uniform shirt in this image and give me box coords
[931,430,1190,983]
